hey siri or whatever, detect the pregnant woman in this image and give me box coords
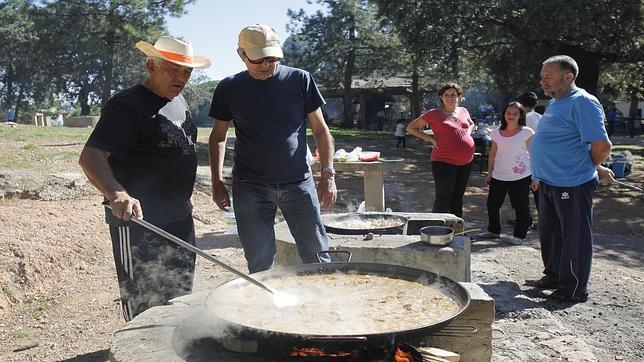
[406,82,475,217]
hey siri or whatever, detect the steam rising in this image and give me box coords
[271,291,298,308]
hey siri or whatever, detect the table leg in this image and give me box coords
[363,169,385,212]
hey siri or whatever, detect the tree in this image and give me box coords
[376,0,475,117]
[378,0,643,100]
[0,0,46,121]
[286,0,404,127]
[182,75,218,127]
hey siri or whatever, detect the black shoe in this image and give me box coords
[545,289,588,303]
[524,277,558,289]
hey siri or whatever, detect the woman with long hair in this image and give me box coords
[478,101,534,245]
[406,83,475,217]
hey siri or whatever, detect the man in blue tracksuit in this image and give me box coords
[527,55,615,303]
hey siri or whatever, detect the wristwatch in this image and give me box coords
[321,167,336,176]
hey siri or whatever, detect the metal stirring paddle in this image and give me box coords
[103,205,286,299]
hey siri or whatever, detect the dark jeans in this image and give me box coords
[396,136,406,149]
[486,176,532,238]
[431,161,472,218]
[538,178,597,297]
[108,215,196,321]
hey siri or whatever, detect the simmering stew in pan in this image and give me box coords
[209,272,460,335]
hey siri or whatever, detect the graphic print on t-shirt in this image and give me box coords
[158,110,197,155]
[512,156,529,175]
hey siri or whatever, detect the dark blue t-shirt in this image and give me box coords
[86,84,197,224]
[208,65,325,183]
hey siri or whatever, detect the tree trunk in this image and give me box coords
[411,69,422,119]
[101,30,115,106]
[79,85,91,116]
[4,62,15,109]
[628,88,639,118]
[341,17,357,129]
[101,6,117,106]
[14,87,24,123]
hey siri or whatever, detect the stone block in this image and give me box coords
[421,282,494,362]
[64,116,99,127]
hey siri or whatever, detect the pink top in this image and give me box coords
[420,107,475,165]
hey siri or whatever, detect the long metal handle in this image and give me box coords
[104,206,275,294]
[613,179,642,192]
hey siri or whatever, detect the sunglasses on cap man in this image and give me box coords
[243,51,281,65]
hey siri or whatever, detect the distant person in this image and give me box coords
[526,55,614,303]
[478,102,534,245]
[208,24,336,273]
[78,36,211,321]
[517,92,542,132]
[479,102,489,119]
[407,82,475,218]
[6,105,15,124]
[394,119,406,149]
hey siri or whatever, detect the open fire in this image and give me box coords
[289,346,360,358]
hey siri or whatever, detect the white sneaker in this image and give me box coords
[507,236,524,245]
[478,231,500,239]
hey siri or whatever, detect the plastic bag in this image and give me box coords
[347,147,362,162]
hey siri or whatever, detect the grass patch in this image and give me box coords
[9,330,29,338]
[327,126,391,140]
[0,125,91,143]
[612,144,643,159]
[21,144,37,151]
[25,295,50,320]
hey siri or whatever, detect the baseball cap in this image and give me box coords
[238,24,283,60]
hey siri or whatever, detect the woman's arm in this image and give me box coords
[406,116,438,149]
[485,141,498,185]
[526,134,533,150]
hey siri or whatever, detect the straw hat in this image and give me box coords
[136,36,210,69]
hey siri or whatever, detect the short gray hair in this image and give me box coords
[146,57,164,67]
[543,55,579,80]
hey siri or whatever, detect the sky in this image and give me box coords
[165,1,324,81]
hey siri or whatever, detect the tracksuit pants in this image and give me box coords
[538,178,597,297]
[108,214,196,321]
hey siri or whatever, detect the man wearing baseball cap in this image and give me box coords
[208,24,336,273]
[79,36,210,321]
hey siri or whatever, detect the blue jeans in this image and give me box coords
[233,176,330,273]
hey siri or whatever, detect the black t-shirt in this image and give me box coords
[86,84,197,224]
[208,65,325,183]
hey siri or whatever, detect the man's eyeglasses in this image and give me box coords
[244,52,280,65]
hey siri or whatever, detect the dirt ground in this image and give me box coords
[0,126,642,361]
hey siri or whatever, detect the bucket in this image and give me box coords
[610,161,627,178]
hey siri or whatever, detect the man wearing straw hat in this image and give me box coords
[79,36,210,321]
[208,24,336,273]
